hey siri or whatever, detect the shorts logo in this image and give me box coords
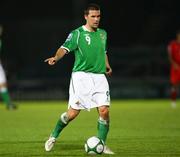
[106,91,110,102]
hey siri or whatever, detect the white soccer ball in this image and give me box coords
[84,136,104,155]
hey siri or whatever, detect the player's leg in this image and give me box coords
[0,84,17,110]
[169,67,180,108]
[97,106,114,154]
[170,68,179,108]
[170,84,177,108]
[45,72,92,151]
[91,74,114,154]
[91,74,110,143]
[97,106,109,143]
[45,107,80,151]
[0,83,10,107]
[0,64,16,110]
[51,107,80,138]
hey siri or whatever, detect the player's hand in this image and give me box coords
[44,57,56,65]
[106,67,112,77]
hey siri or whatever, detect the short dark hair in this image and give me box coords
[84,3,100,15]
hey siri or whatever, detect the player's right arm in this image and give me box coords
[44,48,67,65]
[44,30,78,66]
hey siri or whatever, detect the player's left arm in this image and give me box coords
[104,30,112,76]
[105,54,112,76]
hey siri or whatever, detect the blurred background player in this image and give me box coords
[167,29,180,108]
[0,24,17,110]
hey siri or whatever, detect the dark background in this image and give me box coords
[0,0,180,100]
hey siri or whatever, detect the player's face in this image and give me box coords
[85,10,101,31]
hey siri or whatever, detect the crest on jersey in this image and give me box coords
[100,33,105,40]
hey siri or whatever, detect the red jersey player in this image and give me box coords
[168,30,180,108]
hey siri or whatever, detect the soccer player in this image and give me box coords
[44,3,114,154]
[168,29,180,108]
[0,25,17,110]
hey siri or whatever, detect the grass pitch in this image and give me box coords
[0,99,180,157]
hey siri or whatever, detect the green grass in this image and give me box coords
[0,99,180,157]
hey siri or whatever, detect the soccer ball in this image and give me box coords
[84,136,104,155]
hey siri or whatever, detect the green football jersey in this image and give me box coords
[61,26,107,73]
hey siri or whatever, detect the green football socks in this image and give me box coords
[51,112,69,138]
[0,87,12,107]
[97,117,109,143]
[51,119,67,138]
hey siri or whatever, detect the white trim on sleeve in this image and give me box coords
[60,46,70,53]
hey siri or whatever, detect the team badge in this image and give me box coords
[100,33,105,40]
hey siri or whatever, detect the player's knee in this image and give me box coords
[60,112,69,124]
[99,106,109,119]
[67,108,80,121]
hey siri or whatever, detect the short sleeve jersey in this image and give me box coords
[168,40,180,64]
[61,26,107,73]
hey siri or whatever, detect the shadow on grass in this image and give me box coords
[0,141,86,157]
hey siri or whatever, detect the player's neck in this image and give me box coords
[83,25,97,32]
